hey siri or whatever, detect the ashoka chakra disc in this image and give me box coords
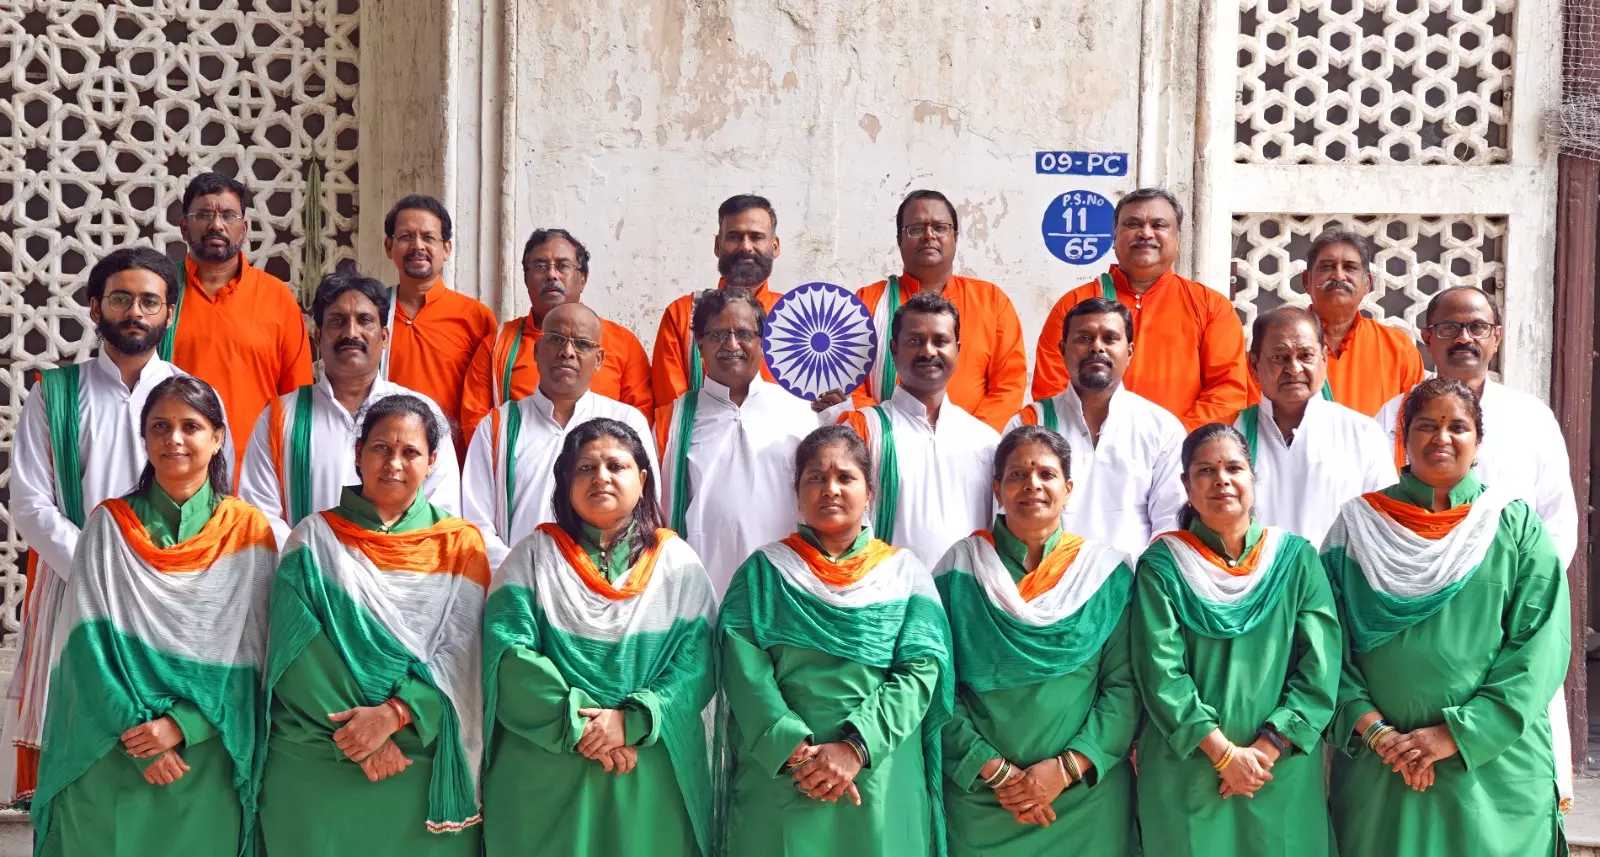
[762,282,877,402]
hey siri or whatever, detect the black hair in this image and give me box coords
[1113,187,1183,229]
[793,425,874,496]
[310,270,391,328]
[895,189,959,235]
[691,287,766,339]
[522,228,591,275]
[1249,306,1326,357]
[717,194,777,231]
[1306,227,1375,275]
[1176,423,1253,530]
[1423,285,1502,327]
[181,171,250,213]
[87,246,180,306]
[357,394,443,455]
[552,418,664,563]
[135,375,231,497]
[1401,376,1484,445]
[383,194,454,242]
[1062,297,1135,346]
[992,425,1072,483]
[892,290,962,343]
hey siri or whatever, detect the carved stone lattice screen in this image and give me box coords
[0,0,360,641]
[1236,0,1515,164]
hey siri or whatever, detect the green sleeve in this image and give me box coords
[1131,570,1218,757]
[392,673,447,748]
[720,626,813,776]
[1442,511,1572,772]
[941,691,1000,793]
[1323,547,1378,756]
[164,700,219,747]
[1263,546,1342,753]
[493,643,602,754]
[622,618,716,748]
[1066,607,1139,782]
[844,656,939,768]
[274,629,366,723]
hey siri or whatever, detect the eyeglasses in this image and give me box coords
[102,293,167,313]
[704,329,758,345]
[526,260,578,275]
[900,222,955,239]
[186,210,245,224]
[1424,321,1498,340]
[393,232,445,247]
[541,332,600,355]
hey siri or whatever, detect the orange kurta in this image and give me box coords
[386,278,498,454]
[851,274,1027,432]
[174,257,312,478]
[1032,266,1248,432]
[459,313,654,443]
[650,279,781,407]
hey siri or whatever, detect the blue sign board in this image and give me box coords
[1041,191,1115,266]
[1035,151,1128,176]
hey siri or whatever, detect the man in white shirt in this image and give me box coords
[462,302,658,569]
[1006,296,1185,558]
[1236,306,1395,546]
[5,246,185,803]
[839,291,998,568]
[1376,286,1579,565]
[238,271,460,546]
[657,288,818,596]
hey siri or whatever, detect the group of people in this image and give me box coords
[1,170,1578,857]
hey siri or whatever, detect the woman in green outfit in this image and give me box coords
[720,424,952,857]
[33,376,277,857]
[1323,377,1570,856]
[1131,422,1341,857]
[261,395,489,855]
[936,425,1139,856]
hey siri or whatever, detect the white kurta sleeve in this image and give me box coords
[236,408,292,547]
[9,389,80,580]
[422,399,462,516]
[1146,427,1187,538]
[1358,419,1401,494]
[461,414,511,569]
[1532,410,1579,568]
[622,407,664,503]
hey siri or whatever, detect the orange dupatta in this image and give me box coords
[973,529,1087,601]
[537,522,673,600]
[1360,491,1472,541]
[779,532,899,587]
[1165,529,1268,578]
[318,511,492,589]
[102,496,276,571]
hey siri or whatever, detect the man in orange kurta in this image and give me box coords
[1032,188,1248,432]
[167,172,312,477]
[651,195,783,406]
[459,228,652,442]
[380,194,498,454]
[818,190,1025,432]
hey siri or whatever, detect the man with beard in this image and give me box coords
[237,271,460,546]
[1031,187,1248,432]
[654,288,819,596]
[815,189,1027,431]
[461,302,659,569]
[4,246,187,804]
[1006,297,1185,559]
[380,194,498,455]
[1233,307,1394,546]
[164,171,313,476]
[1376,286,1579,565]
[650,194,785,406]
[838,292,999,568]
[458,228,653,442]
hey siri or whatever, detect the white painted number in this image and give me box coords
[1060,237,1099,260]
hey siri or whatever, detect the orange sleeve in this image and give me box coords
[1181,292,1251,431]
[1398,339,1424,392]
[972,290,1027,431]
[458,334,498,447]
[615,328,655,421]
[277,288,314,396]
[849,283,884,410]
[652,400,677,462]
[650,298,690,409]
[1031,294,1074,400]
[838,409,870,441]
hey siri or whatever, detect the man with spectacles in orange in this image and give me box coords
[380,193,498,456]
[813,189,1027,432]
[164,171,313,478]
[458,228,653,444]
[460,302,658,569]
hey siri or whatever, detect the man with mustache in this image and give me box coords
[650,194,785,406]
[164,171,313,477]
[5,246,188,803]
[1234,307,1394,546]
[461,302,658,569]
[237,271,460,546]
[838,292,999,568]
[814,189,1026,432]
[1006,297,1185,559]
[1375,286,1579,566]
[655,288,819,596]
[380,194,498,456]
[1032,187,1248,432]
[458,228,653,443]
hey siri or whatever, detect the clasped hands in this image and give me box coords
[786,739,863,806]
[328,700,413,783]
[1205,731,1278,800]
[575,707,638,775]
[1369,721,1458,793]
[121,715,187,786]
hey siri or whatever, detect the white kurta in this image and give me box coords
[1241,396,1396,547]
[461,389,659,569]
[1004,384,1185,559]
[859,388,998,569]
[658,376,819,596]
[1377,379,1579,566]
[236,375,461,547]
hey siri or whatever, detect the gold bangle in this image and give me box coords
[1213,745,1236,773]
[1064,751,1084,784]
